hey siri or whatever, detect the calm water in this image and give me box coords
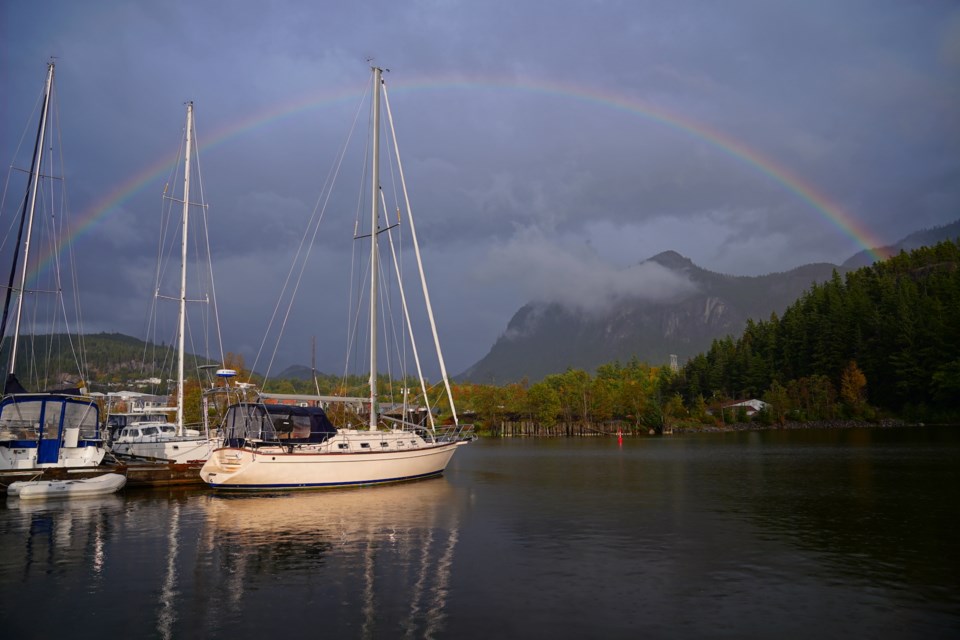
[1,427,958,639]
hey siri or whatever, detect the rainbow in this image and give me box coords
[390,76,890,261]
[23,84,367,283]
[29,74,890,279]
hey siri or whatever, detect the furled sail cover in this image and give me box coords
[2,374,82,396]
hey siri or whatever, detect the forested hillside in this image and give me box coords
[672,240,960,419]
[0,332,220,391]
[843,219,960,268]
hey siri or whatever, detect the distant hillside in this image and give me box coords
[843,219,960,268]
[275,365,315,381]
[1,332,220,391]
[458,252,844,383]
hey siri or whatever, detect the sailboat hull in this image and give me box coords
[200,440,460,490]
[0,442,104,470]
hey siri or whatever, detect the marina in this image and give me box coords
[2,64,471,494]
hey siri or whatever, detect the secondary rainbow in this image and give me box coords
[29,74,889,279]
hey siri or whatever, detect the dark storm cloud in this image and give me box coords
[2,0,958,376]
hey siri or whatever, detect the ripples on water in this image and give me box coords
[1,427,958,639]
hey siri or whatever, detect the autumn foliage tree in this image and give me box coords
[840,360,868,417]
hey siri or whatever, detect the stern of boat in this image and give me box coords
[199,447,246,485]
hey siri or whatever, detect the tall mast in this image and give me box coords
[368,67,382,430]
[177,102,193,435]
[2,61,55,383]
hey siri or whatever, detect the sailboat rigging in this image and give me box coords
[109,102,224,464]
[200,67,472,490]
[0,61,106,471]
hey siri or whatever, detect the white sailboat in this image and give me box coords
[110,102,223,464]
[0,61,106,471]
[200,67,472,490]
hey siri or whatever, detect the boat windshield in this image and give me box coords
[136,414,168,424]
[0,395,100,441]
[107,413,167,429]
[221,403,336,444]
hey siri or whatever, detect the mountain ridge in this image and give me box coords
[458,258,845,383]
[843,219,960,268]
[458,220,960,383]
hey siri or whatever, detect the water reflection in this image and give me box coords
[4,433,954,638]
[0,479,467,639]
[196,479,465,639]
[702,428,960,607]
[158,501,181,640]
[4,495,123,583]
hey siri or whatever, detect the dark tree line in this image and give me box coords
[670,240,960,421]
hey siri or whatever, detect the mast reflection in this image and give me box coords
[199,479,466,638]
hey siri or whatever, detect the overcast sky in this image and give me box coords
[2,0,958,380]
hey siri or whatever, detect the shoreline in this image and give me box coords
[667,418,921,434]
[478,419,955,438]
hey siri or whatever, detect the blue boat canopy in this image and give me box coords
[222,402,337,446]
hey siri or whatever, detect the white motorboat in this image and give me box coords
[201,67,472,490]
[7,472,127,500]
[104,410,171,444]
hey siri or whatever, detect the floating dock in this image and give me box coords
[1,461,205,490]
